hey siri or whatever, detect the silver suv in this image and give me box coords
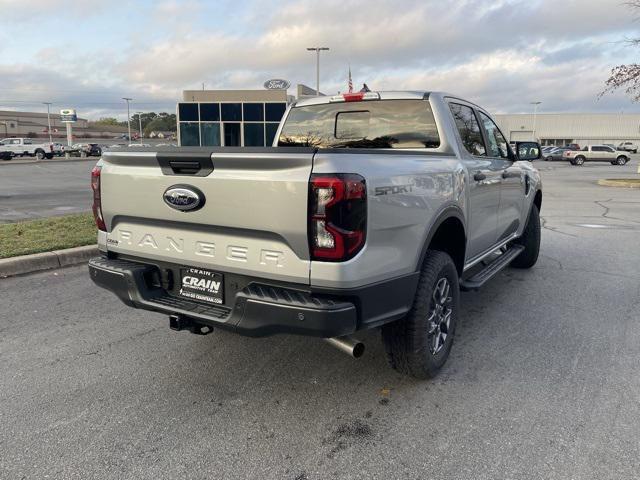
[88,91,542,378]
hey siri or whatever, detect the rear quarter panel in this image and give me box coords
[310,151,466,288]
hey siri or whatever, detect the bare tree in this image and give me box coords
[601,2,640,100]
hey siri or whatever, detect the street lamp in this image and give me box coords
[122,97,132,142]
[43,102,53,145]
[136,111,143,144]
[306,47,330,96]
[530,101,542,142]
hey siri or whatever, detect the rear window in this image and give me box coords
[278,99,440,149]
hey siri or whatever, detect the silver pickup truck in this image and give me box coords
[89,91,542,378]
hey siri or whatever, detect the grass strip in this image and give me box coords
[0,213,96,259]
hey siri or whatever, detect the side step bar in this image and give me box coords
[459,244,525,291]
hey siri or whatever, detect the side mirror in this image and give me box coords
[515,141,541,161]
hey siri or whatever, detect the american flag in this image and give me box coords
[348,65,353,93]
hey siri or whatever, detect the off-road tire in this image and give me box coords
[511,204,540,269]
[381,250,459,379]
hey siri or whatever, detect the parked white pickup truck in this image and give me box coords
[564,145,630,166]
[0,137,54,159]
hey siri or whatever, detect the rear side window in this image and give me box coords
[278,99,440,149]
[449,103,485,156]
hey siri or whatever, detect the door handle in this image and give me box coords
[473,172,486,181]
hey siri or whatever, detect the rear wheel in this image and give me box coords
[35,149,45,160]
[382,250,459,379]
[511,204,540,269]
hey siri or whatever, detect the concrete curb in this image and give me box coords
[0,245,98,278]
[597,179,640,189]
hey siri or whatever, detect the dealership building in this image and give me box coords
[177,89,295,147]
[176,87,640,149]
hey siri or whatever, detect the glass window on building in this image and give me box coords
[180,122,200,146]
[201,123,221,146]
[265,123,280,146]
[178,103,199,122]
[265,103,286,122]
[200,103,220,121]
[224,123,241,146]
[244,123,265,146]
[243,103,264,122]
[221,103,242,121]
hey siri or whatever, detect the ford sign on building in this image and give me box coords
[263,79,290,90]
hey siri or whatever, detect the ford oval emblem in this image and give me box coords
[263,78,290,90]
[163,185,205,212]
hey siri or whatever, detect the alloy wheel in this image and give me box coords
[427,277,453,355]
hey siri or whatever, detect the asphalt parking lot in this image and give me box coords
[1,160,639,479]
[0,159,95,223]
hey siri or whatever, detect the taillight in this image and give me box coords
[91,165,106,231]
[309,174,366,261]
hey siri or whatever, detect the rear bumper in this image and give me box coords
[89,256,359,337]
[89,256,418,338]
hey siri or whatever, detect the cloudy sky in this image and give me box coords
[0,0,638,120]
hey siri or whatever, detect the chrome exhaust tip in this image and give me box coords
[324,336,365,358]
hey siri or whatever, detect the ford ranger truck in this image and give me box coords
[88,91,542,379]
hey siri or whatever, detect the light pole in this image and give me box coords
[43,102,53,144]
[122,97,132,142]
[136,111,143,144]
[530,101,542,142]
[306,47,329,96]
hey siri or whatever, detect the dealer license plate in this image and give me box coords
[178,268,224,305]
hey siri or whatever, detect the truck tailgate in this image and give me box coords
[99,147,314,284]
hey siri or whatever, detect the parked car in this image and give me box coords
[564,145,630,165]
[84,143,103,157]
[0,137,54,159]
[618,141,638,154]
[52,143,66,156]
[566,143,581,151]
[61,144,81,156]
[88,90,543,379]
[543,147,573,161]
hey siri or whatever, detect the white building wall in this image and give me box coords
[494,113,640,146]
